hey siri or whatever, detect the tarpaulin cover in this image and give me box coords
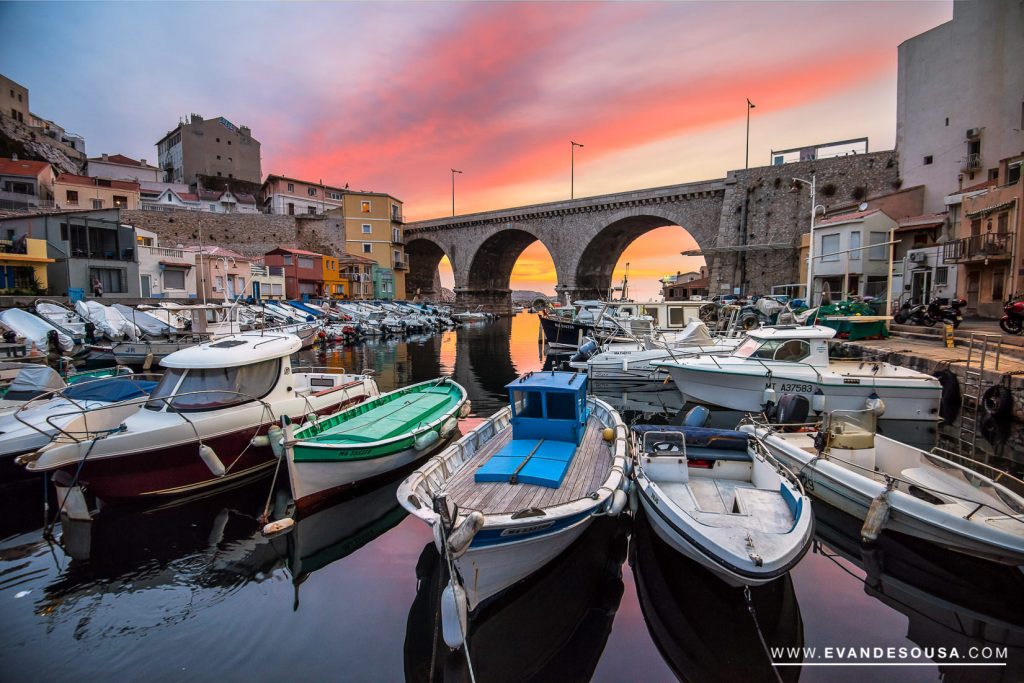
[6,365,65,399]
[63,377,156,402]
[0,308,74,352]
[75,301,141,341]
[113,304,174,337]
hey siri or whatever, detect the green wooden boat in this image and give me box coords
[285,377,468,508]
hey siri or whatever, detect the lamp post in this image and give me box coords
[451,168,462,217]
[791,174,826,304]
[745,99,755,169]
[571,141,584,199]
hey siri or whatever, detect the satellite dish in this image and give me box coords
[858,202,869,211]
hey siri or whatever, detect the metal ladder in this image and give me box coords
[958,332,1002,456]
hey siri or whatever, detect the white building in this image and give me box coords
[812,209,897,300]
[139,186,257,213]
[260,175,347,215]
[88,154,160,183]
[896,1,1024,213]
[135,227,198,299]
[249,260,286,300]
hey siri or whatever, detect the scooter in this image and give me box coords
[926,297,967,329]
[893,299,934,326]
[1001,297,1024,335]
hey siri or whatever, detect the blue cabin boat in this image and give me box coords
[474,371,588,488]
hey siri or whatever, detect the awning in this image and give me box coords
[966,198,1017,218]
[159,261,193,268]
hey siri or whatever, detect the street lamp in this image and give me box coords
[451,168,462,217]
[790,174,826,304]
[745,99,755,169]
[571,141,584,199]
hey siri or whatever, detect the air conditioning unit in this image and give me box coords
[966,127,982,139]
[909,252,927,263]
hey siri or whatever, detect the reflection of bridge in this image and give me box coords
[404,152,899,313]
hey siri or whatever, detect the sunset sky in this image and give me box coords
[0,1,951,298]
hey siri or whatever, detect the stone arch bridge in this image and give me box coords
[404,152,898,313]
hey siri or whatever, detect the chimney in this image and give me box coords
[140,158,147,166]
[102,153,108,161]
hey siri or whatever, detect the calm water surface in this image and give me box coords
[2,313,1022,682]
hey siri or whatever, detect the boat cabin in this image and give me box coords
[729,325,835,368]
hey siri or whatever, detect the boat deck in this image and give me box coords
[442,418,613,515]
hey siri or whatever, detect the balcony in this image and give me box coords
[961,152,982,172]
[391,212,404,224]
[393,259,408,270]
[392,232,405,245]
[144,246,185,259]
[942,232,1013,263]
[251,265,285,277]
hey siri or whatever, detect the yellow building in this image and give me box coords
[53,173,140,210]
[326,192,406,299]
[321,254,348,299]
[0,236,53,293]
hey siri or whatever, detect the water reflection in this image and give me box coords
[631,513,805,682]
[405,516,628,683]
[812,500,1024,680]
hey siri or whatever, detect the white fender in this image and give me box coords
[762,386,777,406]
[607,489,628,517]
[628,486,639,514]
[811,392,826,413]
[268,425,285,459]
[199,444,226,477]
[447,511,485,559]
[861,491,891,542]
[262,517,295,538]
[459,400,472,418]
[623,459,634,478]
[439,416,459,438]
[250,435,270,448]
[441,582,469,650]
[865,395,886,417]
[414,430,440,452]
[55,484,91,522]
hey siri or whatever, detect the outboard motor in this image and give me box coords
[682,405,711,427]
[771,393,810,429]
[84,321,97,344]
[569,339,600,364]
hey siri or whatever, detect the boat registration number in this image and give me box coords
[500,521,555,537]
[776,383,812,393]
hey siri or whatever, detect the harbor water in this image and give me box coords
[1,312,1022,682]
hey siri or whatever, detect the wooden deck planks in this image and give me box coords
[442,418,614,515]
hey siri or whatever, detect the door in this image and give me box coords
[910,270,931,305]
[966,270,980,311]
[252,281,261,301]
[140,274,151,298]
[227,276,236,299]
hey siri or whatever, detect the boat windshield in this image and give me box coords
[145,359,280,412]
[732,337,810,362]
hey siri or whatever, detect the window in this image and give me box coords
[307,187,317,197]
[216,137,220,143]
[546,392,576,420]
[945,117,949,126]
[362,243,372,254]
[66,190,78,205]
[394,250,402,263]
[92,199,104,209]
[288,203,295,215]
[217,172,222,177]
[970,218,981,236]
[164,268,186,290]
[849,231,861,260]
[923,156,933,165]
[392,228,401,242]
[997,212,1008,233]
[89,267,126,293]
[282,255,293,265]
[298,256,314,269]
[287,183,294,192]
[821,233,840,262]
[215,276,224,291]
[935,267,949,286]
[868,232,888,260]
[1009,163,1022,185]
[992,269,1005,301]
[210,204,217,211]
[145,359,280,412]
[307,206,316,215]
[217,155,221,160]
[236,277,245,292]
[989,168,999,181]
[113,195,128,208]
[360,201,371,213]
[327,191,342,200]
[227,140,231,145]
[361,224,372,234]
[512,390,543,418]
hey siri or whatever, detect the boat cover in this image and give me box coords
[112,304,174,337]
[632,425,750,451]
[63,377,156,402]
[75,301,141,341]
[35,301,87,336]
[674,319,714,344]
[288,301,324,318]
[0,308,75,352]
[475,439,577,488]
[5,366,65,399]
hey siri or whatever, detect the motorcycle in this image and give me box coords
[1001,297,1024,335]
[926,297,967,329]
[893,300,934,326]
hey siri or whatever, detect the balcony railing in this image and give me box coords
[392,232,405,245]
[942,232,1013,263]
[391,213,404,224]
[393,259,408,270]
[143,245,186,259]
[251,265,285,277]
[961,152,982,172]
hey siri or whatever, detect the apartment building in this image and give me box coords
[183,246,252,302]
[135,227,197,299]
[1,73,29,123]
[896,1,1024,212]
[810,209,897,300]
[156,114,262,186]
[325,192,406,299]
[263,247,324,299]
[249,259,286,301]
[53,173,140,211]
[88,154,160,183]
[0,157,55,210]
[260,175,346,215]
[139,186,256,213]
[338,254,376,300]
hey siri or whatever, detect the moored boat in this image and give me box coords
[746,408,1024,565]
[284,377,468,509]
[398,370,628,648]
[653,325,942,421]
[21,332,379,502]
[631,425,813,586]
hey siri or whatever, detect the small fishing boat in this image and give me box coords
[284,377,468,509]
[74,300,141,340]
[653,325,942,421]
[22,332,379,502]
[746,407,1024,565]
[34,299,90,340]
[631,425,813,586]
[85,336,208,367]
[398,371,628,649]
[539,300,653,349]
[0,307,76,353]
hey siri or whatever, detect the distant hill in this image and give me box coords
[512,290,554,303]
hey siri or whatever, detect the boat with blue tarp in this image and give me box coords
[398,370,628,650]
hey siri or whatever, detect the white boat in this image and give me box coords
[570,320,739,382]
[21,332,379,502]
[746,409,1024,565]
[0,307,76,353]
[653,325,941,421]
[74,300,141,340]
[398,371,628,648]
[34,299,90,339]
[631,425,813,586]
[283,378,468,510]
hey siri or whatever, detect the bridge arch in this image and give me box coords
[405,237,454,300]
[461,228,557,311]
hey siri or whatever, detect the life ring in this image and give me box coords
[981,385,1013,419]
